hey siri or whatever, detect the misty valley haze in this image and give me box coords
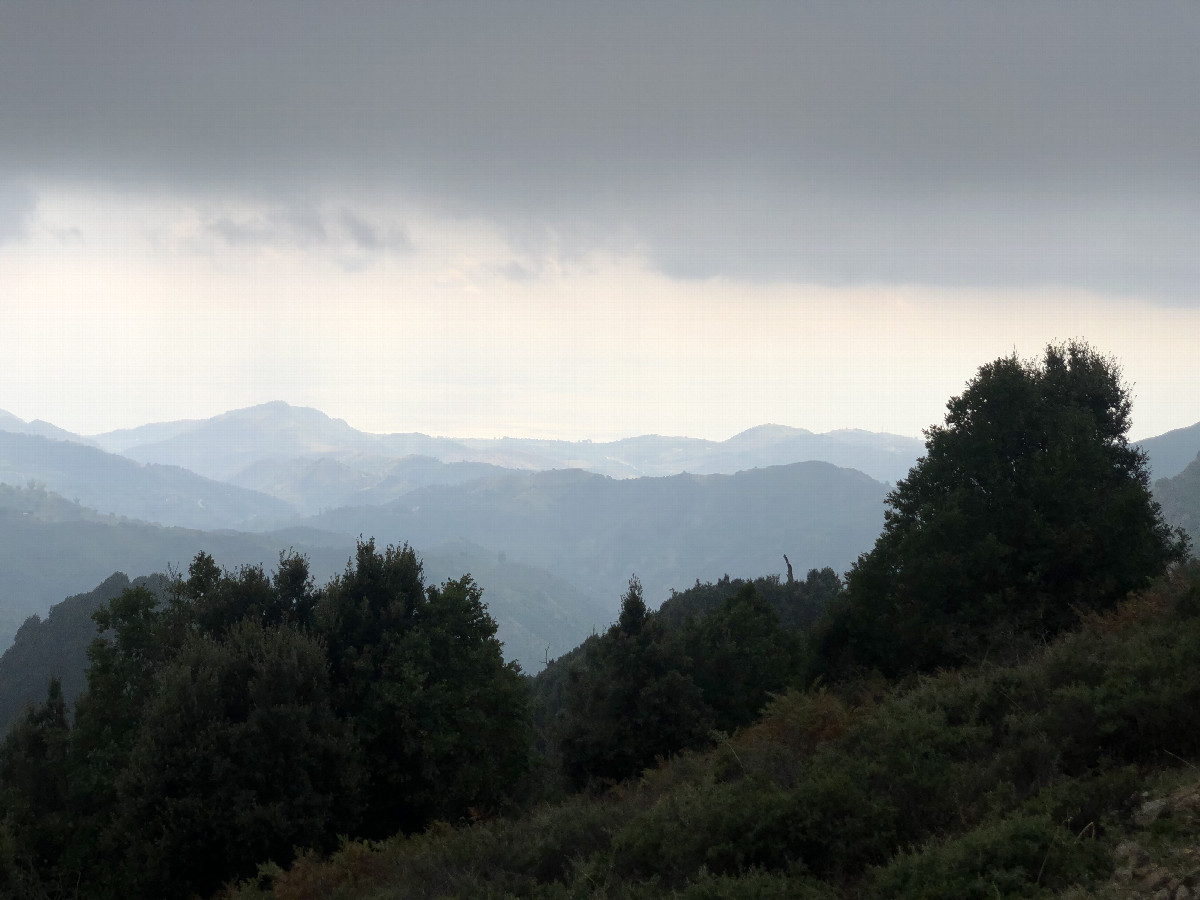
[2,400,1199,678]
[0,402,914,669]
[3,5,1200,897]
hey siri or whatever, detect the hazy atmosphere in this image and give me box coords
[2,2,1199,439]
[8,8,1200,898]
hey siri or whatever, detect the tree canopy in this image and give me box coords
[817,340,1189,676]
[0,542,531,898]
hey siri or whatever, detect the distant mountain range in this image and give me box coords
[86,400,929,484]
[0,459,890,667]
[0,431,293,530]
[0,482,610,673]
[1137,422,1200,482]
[5,401,1196,520]
[1,401,1197,682]
[0,409,99,447]
[308,461,890,607]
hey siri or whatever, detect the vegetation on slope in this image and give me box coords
[225,563,1200,900]
[0,542,530,899]
[817,341,1188,677]
[0,341,1191,899]
[0,572,170,737]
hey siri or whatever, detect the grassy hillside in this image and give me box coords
[228,562,1200,900]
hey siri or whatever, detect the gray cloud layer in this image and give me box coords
[2,2,1198,295]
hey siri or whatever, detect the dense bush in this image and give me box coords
[552,577,808,788]
[232,563,1200,900]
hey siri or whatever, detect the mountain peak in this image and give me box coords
[725,424,814,445]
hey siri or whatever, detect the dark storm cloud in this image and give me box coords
[1,1,1198,296]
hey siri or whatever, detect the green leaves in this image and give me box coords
[116,621,357,898]
[316,541,531,838]
[558,579,806,788]
[0,539,532,896]
[820,341,1189,677]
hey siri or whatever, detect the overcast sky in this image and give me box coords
[2,2,1198,441]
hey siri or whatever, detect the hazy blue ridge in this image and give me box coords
[1154,450,1200,546]
[87,402,927,486]
[1138,422,1200,480]
[0,482,610,682]
[0,430,296,530]
[308,461,890,608]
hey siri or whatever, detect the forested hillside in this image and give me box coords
[0,483,609,670]
[0,343,1194,899]
[0,483,352,648]
[231,562,1200,900]
[0,574,169,738]
[217,342,1197,900]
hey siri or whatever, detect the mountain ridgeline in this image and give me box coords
[1,351,1199,900]
[0,403,918,667]
[0,442,893,667]
[85,402,928,485]
[308,462,888,607]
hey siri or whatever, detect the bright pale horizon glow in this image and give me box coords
[3,5,1198,447]
[2,186,1198,444]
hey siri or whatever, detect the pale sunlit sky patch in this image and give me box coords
[1,3,1198,441]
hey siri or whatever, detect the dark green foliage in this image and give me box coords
[177,551,319,638]
[0,678,70,881]
[0,540,531,897]
[818,341,1189,677]
[559,578,714,788]
[870,813,1110,900]
[237,564,1200,900]
[115,621,357,898]
[318,539,530,837]
[551,575,812,788]
[0,572,172,738]
[657,567,841,632]
[684,584,803,733]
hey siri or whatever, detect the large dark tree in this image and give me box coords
[559,577,712,788]
[817,341,1189,676]
[317,539,530,837]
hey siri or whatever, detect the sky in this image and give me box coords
[1,2,1199,442]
